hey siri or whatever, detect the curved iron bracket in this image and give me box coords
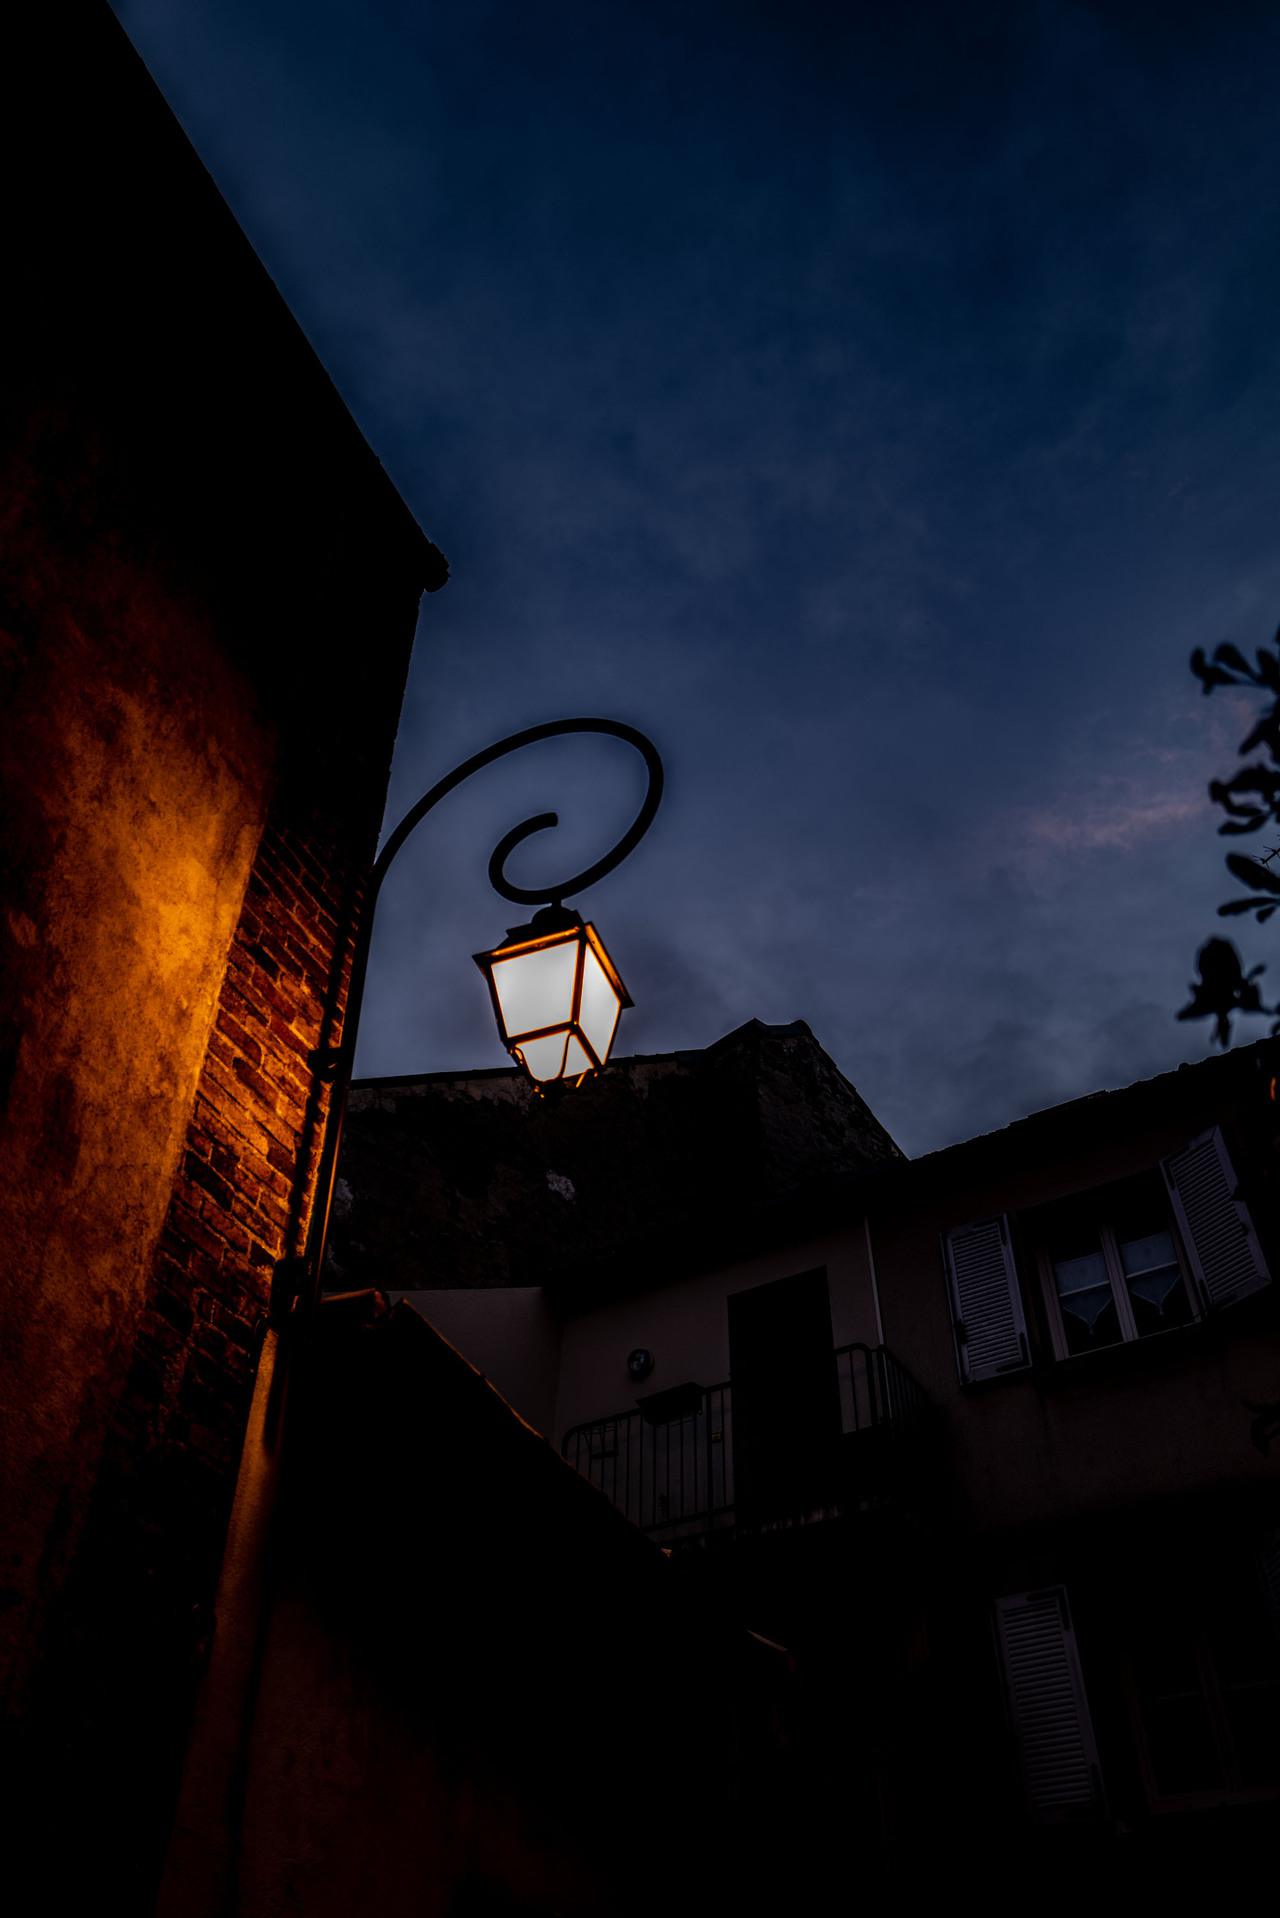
[373,716,664,907]
[299,716,662,1316]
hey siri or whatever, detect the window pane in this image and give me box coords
[489,938,577,1041]
[1118,1229,1193,1338]
[1052,1248,1122,1355]
[1118,1229,1176,1277]
[1220,1681,1280,1786]
[1143,1694,1224,1795]
[1207,1573,1280,1787]
[1132,1632,1224,1796]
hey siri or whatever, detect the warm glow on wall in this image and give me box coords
[474,907,630,1086]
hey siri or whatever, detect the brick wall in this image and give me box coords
[22,743,404,1903]
[147,809,359,1471]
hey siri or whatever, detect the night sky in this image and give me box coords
[117,1,1280,1154]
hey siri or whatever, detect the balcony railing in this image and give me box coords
[561,1343,929,1543]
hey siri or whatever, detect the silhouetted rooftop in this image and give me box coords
[331,1019,903,1297]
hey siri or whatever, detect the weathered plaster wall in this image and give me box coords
[553,1223,880,1445]
[392,1286,562,1436]
[869,1061,1280,1534]
[0,498,272,1714]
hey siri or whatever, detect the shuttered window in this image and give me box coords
[1161,1128,1270,1311]
[943,1216,1029,1383]
[994,1588,1102,1820]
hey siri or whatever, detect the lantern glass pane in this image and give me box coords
[563,1034,593,1078]
[578,943,622,1066]
[516,1031,570,1082]
[490,937,579,1041]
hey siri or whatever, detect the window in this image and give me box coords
[1128,1542,1280,1805]
[941,1127,1270,1386]
[1041,1196,1196,1361]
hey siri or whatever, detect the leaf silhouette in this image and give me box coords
[1226,852,1280,893]
[1179,936,1277,1046]
[1219,768,1280,797]
[1184,626,1280,1037]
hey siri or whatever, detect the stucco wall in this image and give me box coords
[868,1080,1280,1534]
[392,1286,562,1437]
[0,485,272,1711]
[553,1223,880,1444]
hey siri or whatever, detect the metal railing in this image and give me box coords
[561,1343,929,1542]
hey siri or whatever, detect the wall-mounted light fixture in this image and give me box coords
[284,717,663,1317]
[475,907,630,1087]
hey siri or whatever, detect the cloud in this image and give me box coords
[1022,786,1205,854]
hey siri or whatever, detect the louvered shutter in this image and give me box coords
[943,1216,1029,1383]
[994,1588,1102,1821]
[1161,1128,1270,1310]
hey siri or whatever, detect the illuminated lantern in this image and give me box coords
[474,905,631,1087]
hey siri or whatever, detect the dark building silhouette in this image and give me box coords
[164,1289,793,1918]
[329,1017,903,1298]
[339,1025,1280,1884]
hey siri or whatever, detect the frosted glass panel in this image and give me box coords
[563,1034,593,1077]
[578,943,622,1064]
[516,1031,569,1082]
[490,938,578,1040]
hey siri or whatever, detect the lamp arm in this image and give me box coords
[372,715,664,904]
[290,717,662,1313]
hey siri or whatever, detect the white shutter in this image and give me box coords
[1161,1128,1270,1310]
[994,1588,1102,1820]
[943,1216,1029,1383]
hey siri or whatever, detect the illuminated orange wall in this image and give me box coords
[0,489,273,1718]
[1,6,442,1904]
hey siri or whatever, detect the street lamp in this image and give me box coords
[474,907,630,1086]
[284,717,663,1317]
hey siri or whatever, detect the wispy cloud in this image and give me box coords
[1023,784,1204,854]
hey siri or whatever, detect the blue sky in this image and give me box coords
[117,0,1280,1152]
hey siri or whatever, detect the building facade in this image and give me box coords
[337,1027,1280,1878]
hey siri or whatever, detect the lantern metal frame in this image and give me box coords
[283,717,663,1318]
[474,905,633,1084]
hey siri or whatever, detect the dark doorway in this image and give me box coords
[728,1268,839,1524]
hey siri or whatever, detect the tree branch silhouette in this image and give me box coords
[1181,630,1280,1044]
